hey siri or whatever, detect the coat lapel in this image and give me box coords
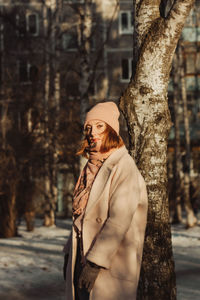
[84,164,112,215]
[84,146,127,216]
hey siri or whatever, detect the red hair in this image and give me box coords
[77,124,124,158]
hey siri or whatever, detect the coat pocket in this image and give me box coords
[83,218,105,256]
[110,243,138,282]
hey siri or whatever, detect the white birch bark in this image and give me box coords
[120,0,195,298]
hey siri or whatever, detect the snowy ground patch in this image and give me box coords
[0,218,200,300]
[172,223,200,300]
[0,218,71,300]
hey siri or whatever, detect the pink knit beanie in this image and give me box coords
[84,102,120,134]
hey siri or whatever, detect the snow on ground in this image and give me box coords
[0,218,200,300]
[172,222,200,300]
[0,218,71,300]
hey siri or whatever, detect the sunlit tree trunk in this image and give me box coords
[48,0,62,226]
[43,2,56,227]
[0,191,17,238]
[78,0,93,123]
[0,150,18,238]
[0,13,18,237]
[43,0,63,227]
[120,0,194,298]
[179,44,197,228]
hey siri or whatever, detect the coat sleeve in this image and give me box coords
[86,158,140,269]
[63,231,72,254]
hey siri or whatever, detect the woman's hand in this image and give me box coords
[63,254,69,281]
[78,260,100,292]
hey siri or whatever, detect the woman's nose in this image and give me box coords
[90,126,96,136]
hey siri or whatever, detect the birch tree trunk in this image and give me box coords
[43,2,56,227]
[171,50,182,223]
[120,0,195,298]
[179,44,197,228]
[78,0,93,123]
[43,0,63,226]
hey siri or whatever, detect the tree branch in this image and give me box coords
[131,0,195,96]
[134,0,161,47]
[133,0,161,75]
[167,0,195,39]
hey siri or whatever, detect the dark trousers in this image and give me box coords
[74,239,90,300]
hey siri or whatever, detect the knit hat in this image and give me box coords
[84,102,120,134]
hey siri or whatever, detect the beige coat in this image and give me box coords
[64,146,148,300]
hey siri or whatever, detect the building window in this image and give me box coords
[64,0,84,3]
[121,58,133,82]
[19,60,38,83]
[16,13,39,36]
[89,34,95,50]
[27,14,38,35]
[17,14,26,36]
[185,52,196,74]
[197,98,200,119]
[185,8,197,27]
[119,11,133,34]
[62,32,78,50]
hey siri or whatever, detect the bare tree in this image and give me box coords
[41,0,120,225]
[42,0,61,227]
[78,0,93,122]
[179,43,197,228]
[0,0,120,232]
[171,49,183,224]
[0,4,54,231]
[0,147,18,238]
[120,0,195,298]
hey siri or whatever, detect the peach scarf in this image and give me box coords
[72,148,115,218]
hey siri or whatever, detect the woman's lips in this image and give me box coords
[90,138,99,143]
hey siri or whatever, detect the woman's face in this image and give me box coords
[85,119,106,149]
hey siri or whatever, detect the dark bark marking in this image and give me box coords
[139,86,153,95]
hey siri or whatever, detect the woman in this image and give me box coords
[63,101,148,300]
